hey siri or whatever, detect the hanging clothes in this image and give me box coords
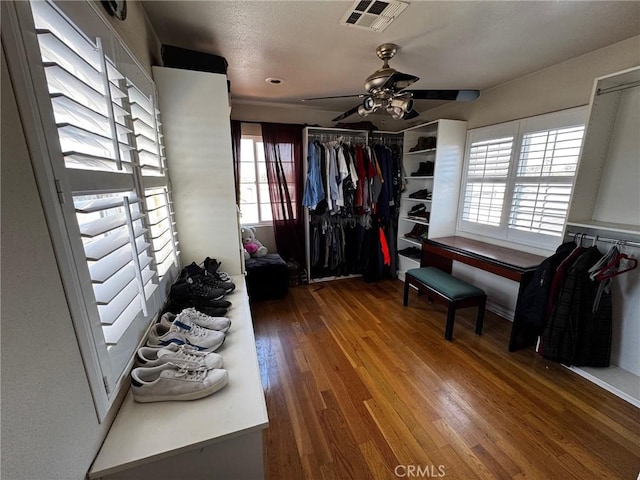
[510,241,576,351]
[541,246,613,367]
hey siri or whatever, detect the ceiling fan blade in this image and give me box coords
[381,71,420,91]
[405,89,480,101]
[303,94,364,101]
[402,109,420,120]
[332,105,361,122]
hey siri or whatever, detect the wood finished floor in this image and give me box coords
[251,278,640,480]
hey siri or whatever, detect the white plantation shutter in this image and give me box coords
[458,109,586,249]
[508,126,584,237]
[461,136,513,226]
[23,0,180,412]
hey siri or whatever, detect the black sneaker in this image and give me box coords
[162,301,228,318]
[203,257,233,282]
[408,204,427,216]
[408,188,432,199]
[170,278,226,301]
[180,262,235,293]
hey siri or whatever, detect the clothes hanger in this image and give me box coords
[588,239,619,280]
[595,251,638,281]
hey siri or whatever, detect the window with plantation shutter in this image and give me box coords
[458,108,587,250]
[10,0,181,418]
[508,126,584,237]
[461,136,513,227]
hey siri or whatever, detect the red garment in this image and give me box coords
[379,227,390,266]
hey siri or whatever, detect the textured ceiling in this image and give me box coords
[142,1,640,117]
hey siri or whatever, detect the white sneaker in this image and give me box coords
[131,363,229,403]
[147,320,225,352]
[136,344,223,370]
[161,308,231,333]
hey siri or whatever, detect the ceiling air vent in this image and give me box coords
[340,0,409,32]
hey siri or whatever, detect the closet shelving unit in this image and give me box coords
[397,120,468,280]
[564,66,640,407]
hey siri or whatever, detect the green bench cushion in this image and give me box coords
[407,267,485,300]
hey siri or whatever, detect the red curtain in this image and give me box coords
[261,122,305,266]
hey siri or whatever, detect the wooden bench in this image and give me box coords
[403,267,487,341]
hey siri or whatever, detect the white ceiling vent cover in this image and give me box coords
[340,0,409,32]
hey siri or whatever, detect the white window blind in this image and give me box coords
[461,136,513,226]
[508,126,584,237]
[25,0,179,413]
[458,109,586,250]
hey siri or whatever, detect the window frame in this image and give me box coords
[4,0,180,421]
[457,107,588,251]
[239,134,272,226]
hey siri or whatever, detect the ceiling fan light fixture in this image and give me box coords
[390,95,413,113]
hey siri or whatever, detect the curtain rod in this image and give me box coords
[566,231,640,248]
[596,80,640,96]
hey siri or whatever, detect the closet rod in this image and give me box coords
[566,231,640,248]
[596,80,640,96]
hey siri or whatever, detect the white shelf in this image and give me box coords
[399,237,422,247]
[89,276,268,479]
[404,176,434,180]
[405,148,436,155]
[401,197,432,203]
[568,365,640,408]
[401,217,429,226]
[566,220,640,236]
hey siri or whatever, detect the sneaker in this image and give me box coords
[136,344,223,370]
[170,278,227,301]
[408,204,427,216]
[203,257,233,282]
[163,300,229,317]
[131,363,229,403]
[179,264,236,294]
[147,320,226,352]
[161,309,231,333]
[408,188,432,199]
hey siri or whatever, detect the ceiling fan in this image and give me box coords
[303,43,480,122]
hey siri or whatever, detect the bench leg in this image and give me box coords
[445,306,455,341]
[475,296,486,336]
[403,279,410,306]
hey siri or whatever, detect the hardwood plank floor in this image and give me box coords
[252,278,640,480]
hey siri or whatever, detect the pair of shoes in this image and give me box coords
[398,247,422,260]
[408,203,427,216]
[162,300,229,319]
[147,312,227,352]
[408,188,432,200]
[131,363,228,403]
[404,224,428,240]
[410,161,434,177]
[136,343,224,370]
[203,257,232,282]
[408,204,430,222]
[409,136,437,152]
[161,308,231,333]
[180,262,235,293]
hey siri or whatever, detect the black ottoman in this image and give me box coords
[245,254,289,301]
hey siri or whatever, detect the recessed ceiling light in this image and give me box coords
[265,77,286,85]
